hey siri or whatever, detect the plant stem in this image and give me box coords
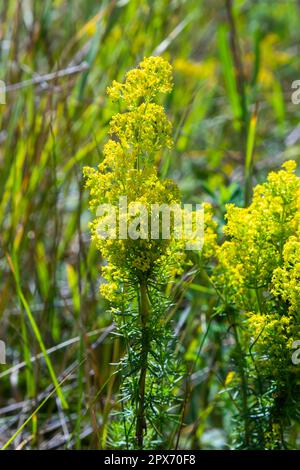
[225,0,251,206]
[136,279,150,449]
[232,322,250,447]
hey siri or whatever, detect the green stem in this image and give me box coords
[231,316,250,447]
[136,279,150,449]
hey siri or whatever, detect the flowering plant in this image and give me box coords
[212,161,300,448]
[84,57,216,448]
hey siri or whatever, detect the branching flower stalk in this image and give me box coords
[84,57,215,448]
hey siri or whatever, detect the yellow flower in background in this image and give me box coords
[174,58,217,84]
[257,33,291,88]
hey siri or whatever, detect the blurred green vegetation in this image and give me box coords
[1,0,300,449]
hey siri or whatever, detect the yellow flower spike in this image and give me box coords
[84,56,188,301]
[107,56,173,105]
[281,160,297,173]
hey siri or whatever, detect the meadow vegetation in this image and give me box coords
[1,0,300,450]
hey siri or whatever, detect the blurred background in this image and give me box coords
[1,0,300,449]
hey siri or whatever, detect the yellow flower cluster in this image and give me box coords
[107,56,173,105]
[109,102,173,156]
[246,311,297,380]
[272,236,300,315]
[84,57,190,300]
[212,160,300,379]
